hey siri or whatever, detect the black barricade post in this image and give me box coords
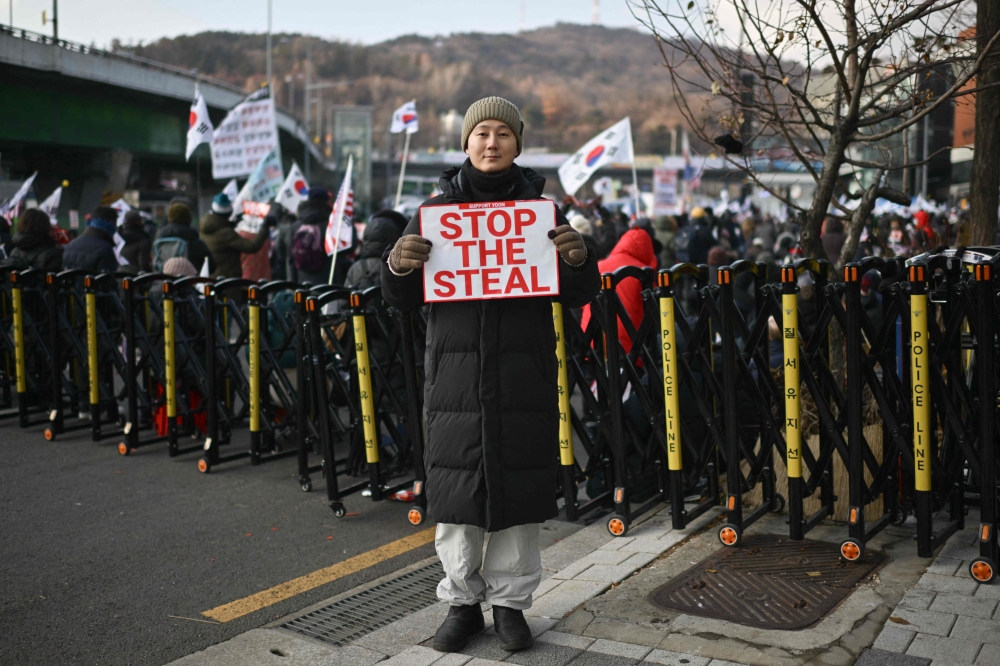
[199,282,220,473]
[10,270,49,428]
[717,265,744,546]
[42,270,92,440]
[350,290,384,502]
[248,285,262,464]
[11,270,28,427]
[399,309,427,526]
[85,276,101,437]
[295,290,314,491]
[843,265,866,560]
[120,276,143,454]
[909,264,934,556]
[601,273,631,536]
[970,262,999,582]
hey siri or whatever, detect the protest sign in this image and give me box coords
[210,87,279,179]
[652,168,678,216]
[420,199,559,303]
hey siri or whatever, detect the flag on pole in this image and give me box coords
[390,101,419,134]
[0,171,38,222]
[110,198,132,227]
[186,90,215,161]
[558,118,634,197]
[325,156,354,256]
[231,149,284,219]
[222,178,239,204]
[39,187,62,223]
[275,161,309,211]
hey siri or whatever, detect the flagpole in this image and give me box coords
[631,158,641,219]
[394,131,411,208]
[328,213,343,285]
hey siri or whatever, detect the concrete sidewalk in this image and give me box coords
[172,504,988,666]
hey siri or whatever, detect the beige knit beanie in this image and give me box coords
[461,97,524,154]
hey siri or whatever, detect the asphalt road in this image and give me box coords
[0,420,433,666]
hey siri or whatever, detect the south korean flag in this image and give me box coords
[186,89,215,161]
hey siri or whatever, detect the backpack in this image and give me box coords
[152,237,189,272]
[673,225,696,263]
[291,224,327,273]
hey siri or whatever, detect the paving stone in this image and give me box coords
[642,648,711,665]
[706,661,748,666]
[926,557,963,576]
[567,653,640,666]
[949,616,1000,646]
[626,524,672,539]
[898,588,938,611]
[314,646,388,666]
[886,608,957,636]
[600,537,637,552]
[872,625,917,653]
[657,633,800,666]
[938,538,981,563]
[541,525,616,573]
[974,584,1000,600]
[434,655,474,666]
[905,633,983,663]
[461,632,512,662]
[588,638,652,660]
[465,660,504,666]
[915,574,979,597]
[613,537,673,554]
[580,617,665,648]
[838,619,884,656]
[536,631,596,650]
[526,580,610,619]
[504,641,581,666]
[976,647,1000,666]
[573,552,659,583]
[553,559,596,580]
[534,578,565,600]
[526,617,559,638]
[376,645,442,666]
[929,591,999,619]
[353,602,450,655]
[853,649,930,666]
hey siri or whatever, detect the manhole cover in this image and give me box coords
[649,534,883,630]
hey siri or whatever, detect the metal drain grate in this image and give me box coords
[281,561,444,646]
[649,534,884,630]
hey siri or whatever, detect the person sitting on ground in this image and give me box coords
[120,211,152,274]
[1,208,63,272]
[62,206,120,274]
[199,193,274,279]
[155,202,215,275]
[380,96,600,655]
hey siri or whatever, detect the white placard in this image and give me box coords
[211,88,279,179]
[420,200,560,303]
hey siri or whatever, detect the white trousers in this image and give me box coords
[435,523,542,610]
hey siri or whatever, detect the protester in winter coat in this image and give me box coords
[381,97,600,654]
[680,207,716,264]
[156,202,215,274]
[1,208,63,272]
[578,228,656,354]
[238,203,284,282]
[287,188,336,284]
[344,211,403,291]
[119,211,152,274]
[62,206,119,274]
[652,215,677,267]
[822,218,846,265]
[199,195,273,279]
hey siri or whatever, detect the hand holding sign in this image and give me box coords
[419,199,560,303]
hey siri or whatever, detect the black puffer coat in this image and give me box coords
[380,164,601,531]
[62,227,118,274]
[2,232,63,272]
[345,216,402,290]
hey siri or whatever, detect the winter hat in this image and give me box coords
[568,214,592,236]
[307,186,331,204]
[690,207,706,220]
[167,203,193,226]
[212,193,233,216]
[370,208,410,234]
[163,257,197,278]
[88,216,117,237]
[461,97,524,153]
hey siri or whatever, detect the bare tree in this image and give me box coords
[630,0,1000,267]
[969,1,1000,245]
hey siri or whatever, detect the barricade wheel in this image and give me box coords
[408,507,424,526]
[840,539,864,562]
[118,442,130,456]
[970,558,997,584]
[607,516,629,537]
[44,428,55,441]
[300,479,312,492]
[890,506,909,526]
[197,459,211,474]
[332,503,347,518]
[718,524,742,547]
[772,494,786,513]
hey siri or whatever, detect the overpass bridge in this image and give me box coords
[0,25,329,221]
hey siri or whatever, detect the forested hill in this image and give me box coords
[126,23,704,154]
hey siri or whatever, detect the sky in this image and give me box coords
[5,0,643,47]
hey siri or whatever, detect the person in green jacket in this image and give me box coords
[198,194,274,279]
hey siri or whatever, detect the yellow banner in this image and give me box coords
[552,303,575,466]
[12,287,25,394]
[86,292,99,405]
[248,304,260,432]
[910,294,931,491]
[163,298,176,419]
[782,292,802,478]
[353,313,380,464]
[660,296,682,471]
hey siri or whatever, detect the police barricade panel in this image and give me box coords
[42,269,94,440]
[10,268,59,428]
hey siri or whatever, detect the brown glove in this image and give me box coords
[548,225,587,266]
[388,235,432,273]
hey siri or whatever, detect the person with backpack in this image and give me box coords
[290,187,348,285]
[675,207,716,265]
[155,202,215,275]
[62,206,119,274]
[200,193,274,279]
[119,211,152,274]
[1,208,63,272]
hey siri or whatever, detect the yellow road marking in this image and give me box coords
[203,526,435,623]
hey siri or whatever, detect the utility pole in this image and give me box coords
[52,0,57,40]
[591,0,599,25]
[265,0,272,92]
[304,42,311,182]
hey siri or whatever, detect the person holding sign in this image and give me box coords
[382,96,600,653]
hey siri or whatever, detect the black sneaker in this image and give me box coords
[493,605,533,651]
[432,603,485,652]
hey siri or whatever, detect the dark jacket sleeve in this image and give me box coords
[555,210,601,308]
[225,225,271,254]
[379,213,425,312]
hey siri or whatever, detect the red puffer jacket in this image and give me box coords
[579,228,657,354]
